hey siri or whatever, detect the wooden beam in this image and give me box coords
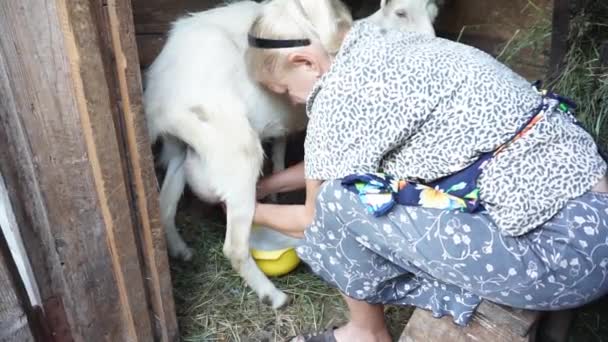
[0,0,175,340]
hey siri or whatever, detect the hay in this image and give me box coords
[171,209,412,341]
[497,0,608,155]
[549,1,608,156]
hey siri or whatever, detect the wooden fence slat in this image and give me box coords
[103,0,179,339]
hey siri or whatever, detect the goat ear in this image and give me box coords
[380,0,388,9]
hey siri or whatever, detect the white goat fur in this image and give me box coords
[144,0,442,309]
[367,0,443,36]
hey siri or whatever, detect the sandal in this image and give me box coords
[285,326,338,342]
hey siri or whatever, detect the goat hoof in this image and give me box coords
[170,246,194,261]
[267,290,288,310]
[179,247,194,261]
[260,289,288,309]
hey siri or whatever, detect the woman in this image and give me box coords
[246,0,608,341]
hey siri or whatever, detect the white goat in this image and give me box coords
[144,0,442,309]
[366,0,443,36]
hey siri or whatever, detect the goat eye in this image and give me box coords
[395,9,407,18]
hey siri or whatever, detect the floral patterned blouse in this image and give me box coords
[304,21,607,236]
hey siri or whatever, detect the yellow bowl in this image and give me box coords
[251,247,301,277]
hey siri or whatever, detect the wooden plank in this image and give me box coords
[0,0,162,340]
[102,0,179,340]
[0,229,36,342]
[0,172,41,311]
[0,172,52,341]
[600,40,608,68]
[53,0,156,339]
[475,301,541,337]
[399,306,539,342]
[0,1,75,337]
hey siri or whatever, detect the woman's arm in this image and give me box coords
[257,161,305,199]
[253,179,323,238]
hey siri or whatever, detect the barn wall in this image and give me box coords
[132,0,233,68]
[130,0,553,206]
[132,0,552,80]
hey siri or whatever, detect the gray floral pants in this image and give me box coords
[296,180,608,325]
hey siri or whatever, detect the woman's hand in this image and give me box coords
[253,179,323,238]
[256,177,274,200]
[255,161,306,199]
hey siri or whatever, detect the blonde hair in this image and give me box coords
[246,0,353,81]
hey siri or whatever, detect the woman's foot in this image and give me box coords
[288,294,392,342]
[334,322,391,342]
[288,323,391,342]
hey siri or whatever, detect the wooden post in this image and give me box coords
[0,0,178,341]
[600,40,608,69]
[548,0,571,81]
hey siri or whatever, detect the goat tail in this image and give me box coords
[158,137,186,169]
[159,141,187,225]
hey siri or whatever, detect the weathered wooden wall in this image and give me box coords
[133,0,225,68]
[0,0,177,340]
[436,0,553,80]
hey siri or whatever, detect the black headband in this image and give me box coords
[248,34,311,49]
